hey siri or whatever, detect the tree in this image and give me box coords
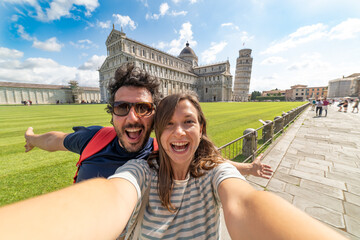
[251,91,261,100]
[68,81,82,103]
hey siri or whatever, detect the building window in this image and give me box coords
[142,50,145,56]
[206,88,208,93]
[132,46,135,53]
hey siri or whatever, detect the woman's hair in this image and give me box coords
[148,92,224,212]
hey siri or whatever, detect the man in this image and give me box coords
[25,63,272,182]
[315,98,323,117]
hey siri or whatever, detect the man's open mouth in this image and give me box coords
[171,142,189,152]
[125,127,143,140]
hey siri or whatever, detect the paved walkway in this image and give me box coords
[221,104,360,239]
[247,106,360,239]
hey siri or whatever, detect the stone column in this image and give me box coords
[262,120,273,143]
[242,128,257,158]
[274,116,284,134]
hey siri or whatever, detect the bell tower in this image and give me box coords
[233,49,252,101]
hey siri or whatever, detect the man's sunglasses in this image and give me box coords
[112,101,155,117]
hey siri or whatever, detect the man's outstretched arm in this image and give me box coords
[24,127,69,152]
[226,154,273,179]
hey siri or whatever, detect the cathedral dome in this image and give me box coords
[179,42,196,56]
[178,42,198,66]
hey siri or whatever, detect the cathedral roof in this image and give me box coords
[179,42,197,59]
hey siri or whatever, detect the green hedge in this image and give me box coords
[256,96,286,101]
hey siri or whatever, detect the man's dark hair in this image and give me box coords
[105,62,161,115]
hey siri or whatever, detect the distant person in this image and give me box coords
[24,63,272,183]
[311,99,316,111]
[352,99,359,113]
[315,98,323,117]
[322,98,329,117]
[338,99,344,112]
[343,100,349,113]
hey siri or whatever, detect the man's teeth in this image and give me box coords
[126,128,142,132]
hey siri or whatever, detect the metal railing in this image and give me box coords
[218,103,310,163]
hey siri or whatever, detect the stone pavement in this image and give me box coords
[221,104,360,239]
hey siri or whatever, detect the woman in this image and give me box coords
[352,99,359,113]
[0,93,345,240]
[323,98,329,117]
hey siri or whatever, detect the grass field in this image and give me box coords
[0,101,304,206]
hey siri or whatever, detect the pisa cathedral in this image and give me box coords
[99,27,236,102]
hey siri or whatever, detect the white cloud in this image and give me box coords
[160,2,170,15]
[97,20,111,29]
[32,37,63,52]
[16,25,63,52]
[328,18,360,40]
[16,24,33,41]
[78,54,106,70]
[262,23,327,54]
[287,52,329,71]
[11,14,19,22]
[146,2,186,20]
[172,0,197,3]
[156,41,168,49]
[137,0,149,7]
[4,0,99,21]
[262,18,360,55]
[261,56,287,65]
[146,3,169,20]
[0,47,100,87]
[0,47,24,59]
[165,22,197,56]
[221,22,239,31]
[113,14,136,30]
[70,39,98,49]
[201,41,228,64]
[170,10,187,16]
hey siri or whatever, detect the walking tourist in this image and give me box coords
[343,100,349,113]
[352,99,359,113]
[323,98,329,117]
[315,98,323,117]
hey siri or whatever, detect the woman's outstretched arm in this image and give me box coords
[219,178,346,240]
[0,178,137,240]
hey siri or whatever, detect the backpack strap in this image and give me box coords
[73,127,117,183]
[153,138,158,151]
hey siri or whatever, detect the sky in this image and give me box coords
[1,0,360,92]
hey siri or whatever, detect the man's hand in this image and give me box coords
[24,127,35,152]
[249,154,273,179]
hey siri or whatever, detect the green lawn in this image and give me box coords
[0,102,304,206]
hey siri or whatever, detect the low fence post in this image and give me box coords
[262,120,273,143]
[274,116,284,133]
[242,128,257,158]
[282,112,288,126]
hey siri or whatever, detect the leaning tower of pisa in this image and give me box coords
[233,49,253,101]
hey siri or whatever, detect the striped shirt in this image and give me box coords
[109,159,245,239]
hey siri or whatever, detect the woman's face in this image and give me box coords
[160,99,202,170]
